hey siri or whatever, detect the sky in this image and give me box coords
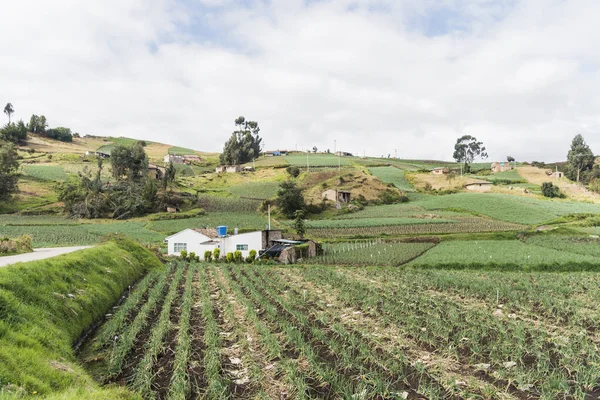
[1,0,599,162]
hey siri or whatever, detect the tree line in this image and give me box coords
[2,102,75,144]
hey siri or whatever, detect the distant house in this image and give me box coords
[164,228,282,260]
[335,151,353,157]
[322,189,351,203]
[431,167,449,175]
[465,181,492,192]
[148,164,166,180]
[265,150,288,157]
[552,171,564,178]
[215,165,241,173]
[183,154,201,163]
[164,154,184,164]
[85,150,110,159]
[491,162,513,173]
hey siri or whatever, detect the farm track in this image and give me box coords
[278,268,517,400]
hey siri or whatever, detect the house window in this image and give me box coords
[174,243,187,252]
[236,244,248,251]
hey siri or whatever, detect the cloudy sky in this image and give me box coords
[1,0,599,161]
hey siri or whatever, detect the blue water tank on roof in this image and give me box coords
[217,226,227,237]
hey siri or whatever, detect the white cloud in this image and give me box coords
[1,0,599,161]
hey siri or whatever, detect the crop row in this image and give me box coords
[304,241,435,266]
[308,217,525,238]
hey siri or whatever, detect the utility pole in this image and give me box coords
[306,151,309,172]
[268,203,271,230]
[334,139,337,155]
[395,149,397,159]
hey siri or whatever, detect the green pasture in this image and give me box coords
[414,193,600,225]
[286,153,352,167]
[21,164,68,181]
[409,239,600,269]
[168,146,197,155]
[227,181,280,200]
[368,166,415,192]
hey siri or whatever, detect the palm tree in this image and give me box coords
[4,103,14,123]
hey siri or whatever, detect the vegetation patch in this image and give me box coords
[0,237,162,398]
[21,164,68,181]
[368,166,415,192]
[168,146,197,155]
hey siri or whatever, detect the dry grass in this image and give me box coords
[410,172,486,191]
[144,143,172,163]
[24,134,107,154]
[303,169,399,203]
[518,166,600,203]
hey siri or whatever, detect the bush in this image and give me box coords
[213,248,221,260]
[204,250,213,262]
[45,127,73,142]
[189,252,197,262]
[378,188,409,204]
[179,250,188,260]
[249,249,257,259]
[286,165,301,178]
[0,235,33,254]
[541,182,566,198]
[225,252,234,263]
[234,250,243,263]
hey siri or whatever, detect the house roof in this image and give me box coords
[164,228,212,241]
[465,180,492,186]
[192,228,219,238]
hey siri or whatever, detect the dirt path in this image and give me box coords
[0,246,93,267]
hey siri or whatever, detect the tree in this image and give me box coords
[286,165,300,178]
[28,114,48,134]
[110,142,148,181]
[219,116,262,165]
[541,182,565,198]
[162,161,176,190]
[294,210,306,238]
[567,134,595,183]
[46,127,73,142]
[276,180,306,219]
[0,143,19,200]
[3,103,14,123]
[507,156,515,162]
[0,121,27,143]
[453,135,488,173]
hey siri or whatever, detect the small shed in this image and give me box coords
[164,154,184,164]
[226,165,241,173]
[465,181,492,192]
[322,189,351,203]
[215,166,225,173]
[552,171,564,178]
[431,167,448,175]
[147,164,166,180]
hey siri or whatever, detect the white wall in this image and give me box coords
[166,229,213,257]
[166,229,263,260]
[223,231,262,258]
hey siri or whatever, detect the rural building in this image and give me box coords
[85,150,110,159]
[431,167,449,175]
[164,154,184,164]
[261,239,319,264]
[552,171,564,178]
[335,151,353,157]
[322,189,351,203]
[147,164,166,179]
[215,165,242,173]
[491,162,513,173]
[465,181,493,192]
[243,166,255,172]
[265,150,288,156]
[183,154,201,163]
[164,227,282,260]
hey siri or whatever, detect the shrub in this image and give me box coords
[179,250,188,260]
[249,249,257,259]
[204,251,213,262]
[225,252,234,263]
[286,165,301,178]
[189,252,196,261]
[213,248,221,260]
[234,250,243,263]
[541,182,566,198]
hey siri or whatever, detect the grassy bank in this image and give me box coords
[0,236,162,399]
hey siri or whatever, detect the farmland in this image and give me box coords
[79,263,600,399]
[369,166,415,192]
[286,153,352,167]
[305,241,435,266]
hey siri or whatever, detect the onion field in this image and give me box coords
[304,241,435,266]
[82,263,600,399]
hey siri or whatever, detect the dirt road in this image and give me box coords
[0,246,93,268]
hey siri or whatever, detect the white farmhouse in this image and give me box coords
[164,227,281,260]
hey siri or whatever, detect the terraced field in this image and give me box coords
[82,263,600,399]
[369,166,415,192]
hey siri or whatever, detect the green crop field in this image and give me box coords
[168,146,197,155]
[147,212,269,235]
[474,169,525,183]
[369,166,415,191]
[409,239,600,269]
[415,193,600,225]
[305,217,454,229]
[308,216,525,238]
[228,181,280,199]
[21,164,68,181]
[525,235,600,257]
[332,203,429,219]
[305,241,434,266]
[195,194,261,212]
[79,263,600,399]
[286,153,352,167]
